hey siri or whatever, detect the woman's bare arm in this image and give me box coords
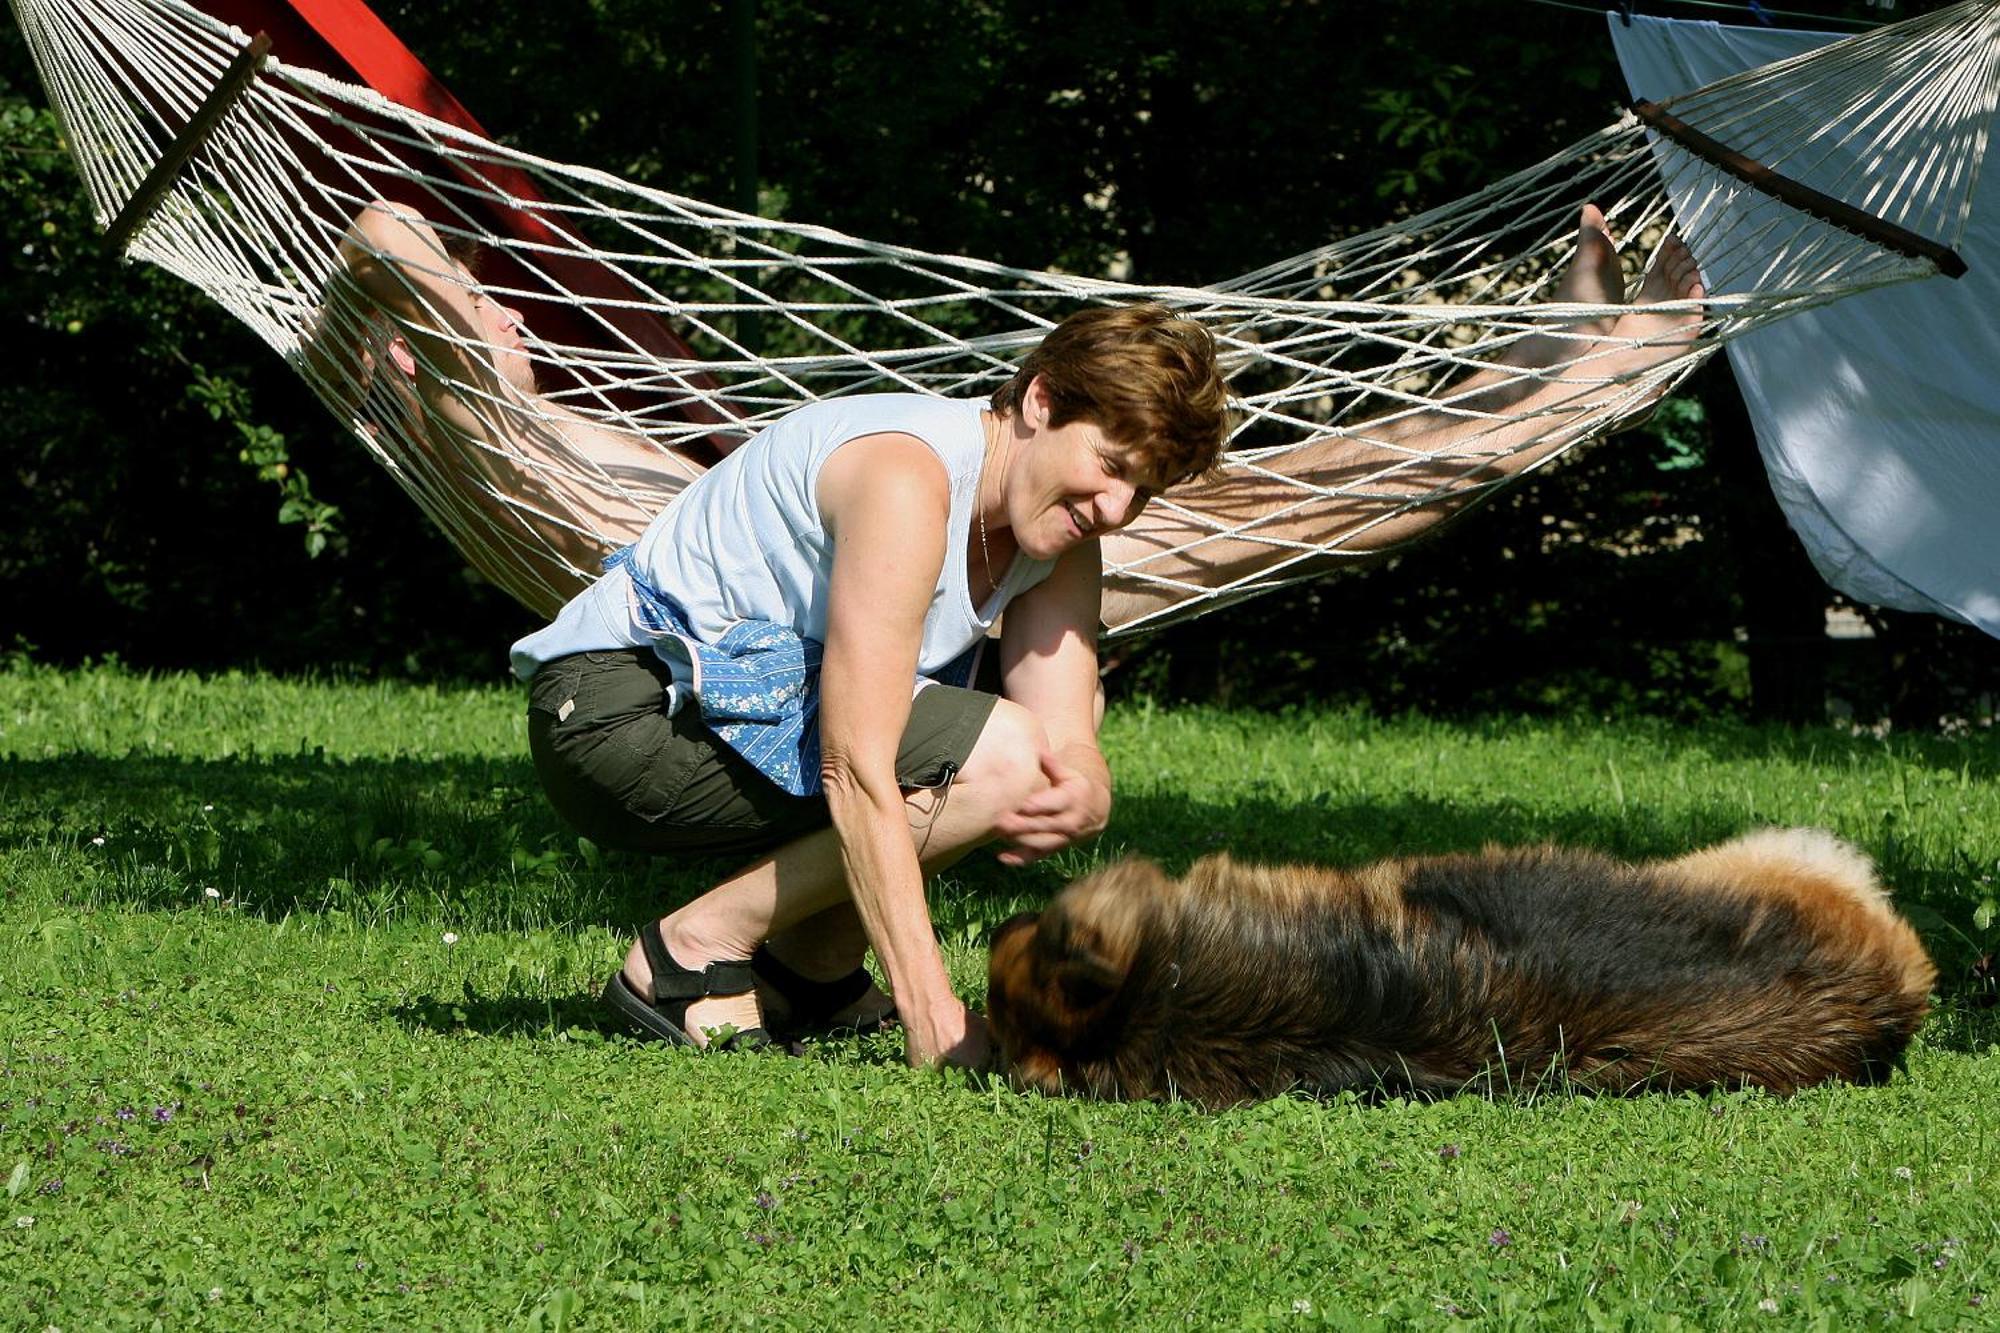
[817,433,982,1068]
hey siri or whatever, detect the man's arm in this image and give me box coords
[336,201,517,438]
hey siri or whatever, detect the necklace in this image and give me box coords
[976,412,998,592]
[977,503,994,592]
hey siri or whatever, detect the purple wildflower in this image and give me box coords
[38,1178,62,1195]
[115,1106,136,1122]
[754,1190,777,1211]
[152,1105,174,1124]
[1489,1228,1512,1248]
[1438,1143,1461,1161]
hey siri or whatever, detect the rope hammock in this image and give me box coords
[12,0,1998,635]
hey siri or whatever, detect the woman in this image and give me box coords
[510,303,1229,1069]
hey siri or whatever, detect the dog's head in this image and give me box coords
[985,858,1169,1096]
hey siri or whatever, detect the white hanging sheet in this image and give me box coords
[1610,12,2000,636]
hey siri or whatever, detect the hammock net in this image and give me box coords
[12,0,1999,634]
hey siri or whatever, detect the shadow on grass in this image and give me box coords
[1415,711,2000,780]
[385,985,913,1065]
[9,743,1998,1011]
[391,989,614,1040]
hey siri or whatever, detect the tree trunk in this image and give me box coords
[1701,357,1829,725]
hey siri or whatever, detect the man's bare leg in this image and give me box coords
[1099,212,1705,631]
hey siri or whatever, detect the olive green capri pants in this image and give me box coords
[526,648,998,858]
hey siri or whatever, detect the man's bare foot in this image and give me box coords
[1496,203,1627,372]
[1552,203,1628,322]
[1609,231,1705,346]
[1510,225,1706,383]
[1567,232,1707,426]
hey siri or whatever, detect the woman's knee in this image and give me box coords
[954,698,1049,812]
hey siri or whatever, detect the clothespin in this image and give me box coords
[1616,0,1634,26]
[1747,0,1773,25]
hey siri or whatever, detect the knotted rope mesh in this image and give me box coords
[13,0,1998,633]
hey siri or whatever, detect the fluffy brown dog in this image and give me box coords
[985,828,1934,1106]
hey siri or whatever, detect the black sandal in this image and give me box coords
[600,921,770,1051]
[752,944,899,1039]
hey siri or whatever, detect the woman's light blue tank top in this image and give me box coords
[510,393,1055,706]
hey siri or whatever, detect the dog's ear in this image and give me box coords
[1036,858,1163,1013]
[1038,912,1125,1012]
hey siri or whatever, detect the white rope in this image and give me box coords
[11,0,1998,632]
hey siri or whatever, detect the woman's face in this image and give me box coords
[1008,380,1167,560]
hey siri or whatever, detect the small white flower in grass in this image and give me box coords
[13,1215,32,1228]
[441,932,460,946]
[1291,1299,1313,1315]
[90,837,106,847]
[1758,1298,1778,1314]
[1894,1166,1914,1181]
[207,1288,223,1303]
[203,887,221,900]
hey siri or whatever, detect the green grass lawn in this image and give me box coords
[3,663,1997,1328]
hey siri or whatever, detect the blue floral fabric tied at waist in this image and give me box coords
[604,546,979,797]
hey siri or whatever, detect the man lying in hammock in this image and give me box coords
[326,201,1701,1069]
[324,201,1704,634]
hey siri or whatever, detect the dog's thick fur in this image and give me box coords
[985,829,1934,1106]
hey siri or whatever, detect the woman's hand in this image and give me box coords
[992,744,1111,867]
[904,999,992,1070]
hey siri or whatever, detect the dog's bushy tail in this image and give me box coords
[1641,827,1935,1092]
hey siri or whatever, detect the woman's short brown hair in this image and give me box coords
[990,303,1230,485]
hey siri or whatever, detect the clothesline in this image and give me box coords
[1520,0,1882,29]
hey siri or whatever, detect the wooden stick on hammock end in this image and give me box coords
[106,31,274,255]
[1633,99,1968,281]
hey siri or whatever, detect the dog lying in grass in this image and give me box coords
[985,828,1934,1106]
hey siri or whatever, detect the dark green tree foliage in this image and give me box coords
[0,42,552,677]
[2,0,1992,713]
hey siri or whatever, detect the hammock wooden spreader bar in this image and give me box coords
[1632,98,1970,280]
[106,29,270,251]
